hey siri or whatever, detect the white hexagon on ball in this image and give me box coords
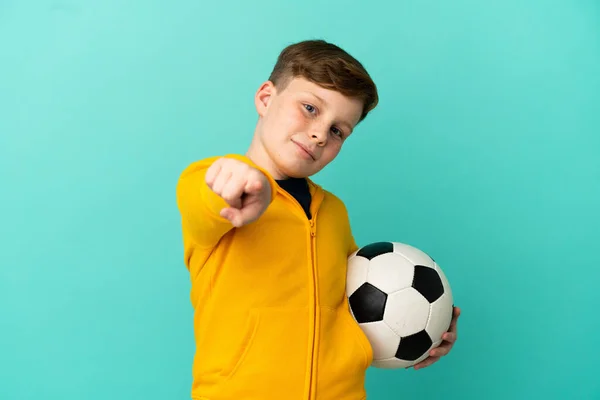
[383,287,430,337]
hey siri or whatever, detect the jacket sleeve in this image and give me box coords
[176,156,234,249]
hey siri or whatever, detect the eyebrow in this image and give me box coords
[302,91,355,133]
[306,92,326,104]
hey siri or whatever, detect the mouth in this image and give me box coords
[292,140,316,161]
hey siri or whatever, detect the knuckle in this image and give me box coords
[230,159,244,169]
[220,158,235,170]
[246,167,259,178]
[219,187,231,200]
[222,195,234,205]
[232,162,247,176]
[244,169,256,182]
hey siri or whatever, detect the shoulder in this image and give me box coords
[310,181,351,217]
[312,183,358,253]
[324,189,348,211]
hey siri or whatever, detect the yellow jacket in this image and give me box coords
[176,154,373,400]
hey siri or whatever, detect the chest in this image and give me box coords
[222,195,352,308]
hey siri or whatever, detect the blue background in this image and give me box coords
[1,1,599,399]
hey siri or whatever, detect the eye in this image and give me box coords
[303,104,316,113]
[331,126,343,137]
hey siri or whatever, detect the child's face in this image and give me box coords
[252,77,364,179]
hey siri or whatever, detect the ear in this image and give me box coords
[255,81,276,117]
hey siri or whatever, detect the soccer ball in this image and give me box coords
[346,241,454,369]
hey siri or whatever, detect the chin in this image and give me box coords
[278,161,314,179]
[282,169,310,179]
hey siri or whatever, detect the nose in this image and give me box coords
[309,125,328,146]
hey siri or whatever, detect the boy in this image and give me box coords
[176,40,459,400]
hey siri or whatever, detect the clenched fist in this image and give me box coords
[205,157,272,228]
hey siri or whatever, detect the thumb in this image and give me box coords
[220,207,244,228]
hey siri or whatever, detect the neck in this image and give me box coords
[245,134,288,180]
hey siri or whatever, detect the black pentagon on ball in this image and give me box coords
[356,242,394,260]
[395,330,433,361]
[348,283,387,323]
[412,265,444,303]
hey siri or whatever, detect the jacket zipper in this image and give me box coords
[307,217,318,400]
[276,187,321,400]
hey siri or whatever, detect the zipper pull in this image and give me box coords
[309,220,316,237]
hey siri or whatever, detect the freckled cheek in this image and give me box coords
[286,108,308,129]
[269,106,307,137]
